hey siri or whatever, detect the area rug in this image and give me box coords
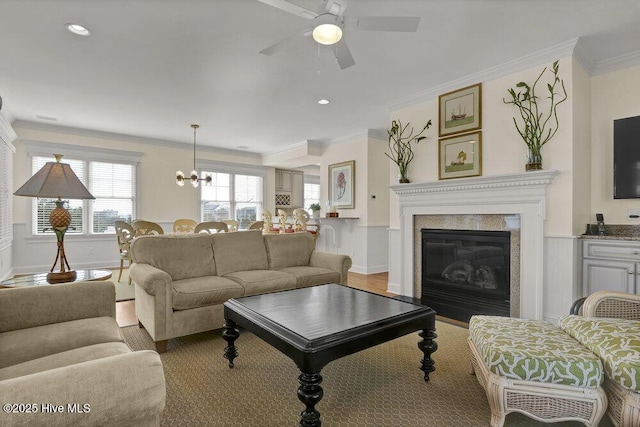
[122,321,610,426]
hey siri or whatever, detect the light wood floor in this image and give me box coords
[116,271,391,327]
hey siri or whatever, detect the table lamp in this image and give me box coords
[14,154,95,283]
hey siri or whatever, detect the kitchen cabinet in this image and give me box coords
[582,239,640,295]
[275,169,304,208]
[275,169,292,192]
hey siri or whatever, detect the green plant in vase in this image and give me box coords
[503,60,568,171]
[309,203,321,219]
[386,119,432,183]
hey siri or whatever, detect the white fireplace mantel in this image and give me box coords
[390,170,559,320]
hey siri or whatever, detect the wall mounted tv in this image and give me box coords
[614,115,640,199]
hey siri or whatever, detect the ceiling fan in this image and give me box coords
[256,0,421,70]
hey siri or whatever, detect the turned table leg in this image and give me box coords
[297,371,323,427]
[418,328,438,381]
[222,319,239,368]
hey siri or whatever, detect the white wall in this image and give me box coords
[590,64,640,223]
[388,57,576,235]
[318,132,390,273]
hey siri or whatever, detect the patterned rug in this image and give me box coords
[122,321,612,426]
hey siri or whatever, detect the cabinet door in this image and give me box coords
[290,173,304,208]
[277,170,292,191]
[582,258,635,295]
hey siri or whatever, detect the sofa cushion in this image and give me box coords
[277,266,340,288]
[559,315,640,392]
[131,234,216,280]
[224,270,296,295]
[172,276,245,311]
[469,315,603,388]
[211,230,269,276]
[0,317,124,369]
[264,232,315,269]
[0,342,132,381]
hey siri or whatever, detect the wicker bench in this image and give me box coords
[468,315,607,427]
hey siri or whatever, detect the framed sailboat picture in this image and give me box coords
[438,131,482,180]
[438,83,482,137]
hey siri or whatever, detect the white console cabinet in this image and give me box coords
[582,239,640,295]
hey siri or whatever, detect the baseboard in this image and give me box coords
[349,264,389,275]
[387,281,402,295]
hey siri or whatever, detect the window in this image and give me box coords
[304,182,320,213]
[201,170,263,230]
[31,156,136,235]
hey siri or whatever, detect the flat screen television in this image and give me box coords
[614,115,640,199]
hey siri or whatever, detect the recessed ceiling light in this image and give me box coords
[66,23,90,36]
[318,99,330,105]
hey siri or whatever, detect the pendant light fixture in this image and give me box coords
[176,124,212,188]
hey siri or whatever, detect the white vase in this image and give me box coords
[312,210,320,220]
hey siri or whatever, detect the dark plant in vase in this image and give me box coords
[386,119,432,183]
[503,60,568,171]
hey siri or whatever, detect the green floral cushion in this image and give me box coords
[559,315,640,392]
[469,315,603,388]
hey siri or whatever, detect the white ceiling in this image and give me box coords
[1,0,640,159]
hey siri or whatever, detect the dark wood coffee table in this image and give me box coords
[222,283,437,427]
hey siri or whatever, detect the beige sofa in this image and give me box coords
[0,281,166,427]
[130,230,352,352]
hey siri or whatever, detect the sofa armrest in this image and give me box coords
[129,263,172,296]
[0,281,116,333]
[310,251,352,285]
[0,350,165,427]
[582,290,640,320]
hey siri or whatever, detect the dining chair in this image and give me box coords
[114,221,135,284]
[261,210,280,234]
[173,218,197,233]
[194,221,228,234]
[293,208,320,241]
[132,219,164,236]
[247,220,264,231]
[277,209,294,233]
[222,219,239,232]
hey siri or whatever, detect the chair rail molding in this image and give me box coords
[390,170,559,321]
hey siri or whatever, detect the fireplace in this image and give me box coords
[421,228,510,322]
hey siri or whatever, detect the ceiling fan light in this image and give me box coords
[312,14,343,45]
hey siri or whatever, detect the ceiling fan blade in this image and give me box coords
[260,27,313,55]
[333,38,355,70]
[344,16,421,32]
[255,0,317,19]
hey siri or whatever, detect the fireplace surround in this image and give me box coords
[390,170,558,320]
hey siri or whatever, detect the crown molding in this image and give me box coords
[388,38,580,112]
[593,49,640,76]
[573,38,597,76]
[368,129,388,141]
[12,120,262,159]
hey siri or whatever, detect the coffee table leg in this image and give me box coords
[418,328,438,381]
[222,319,239,368]
[297,371,323,427]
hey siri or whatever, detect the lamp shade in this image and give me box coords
[14,155,95,200]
